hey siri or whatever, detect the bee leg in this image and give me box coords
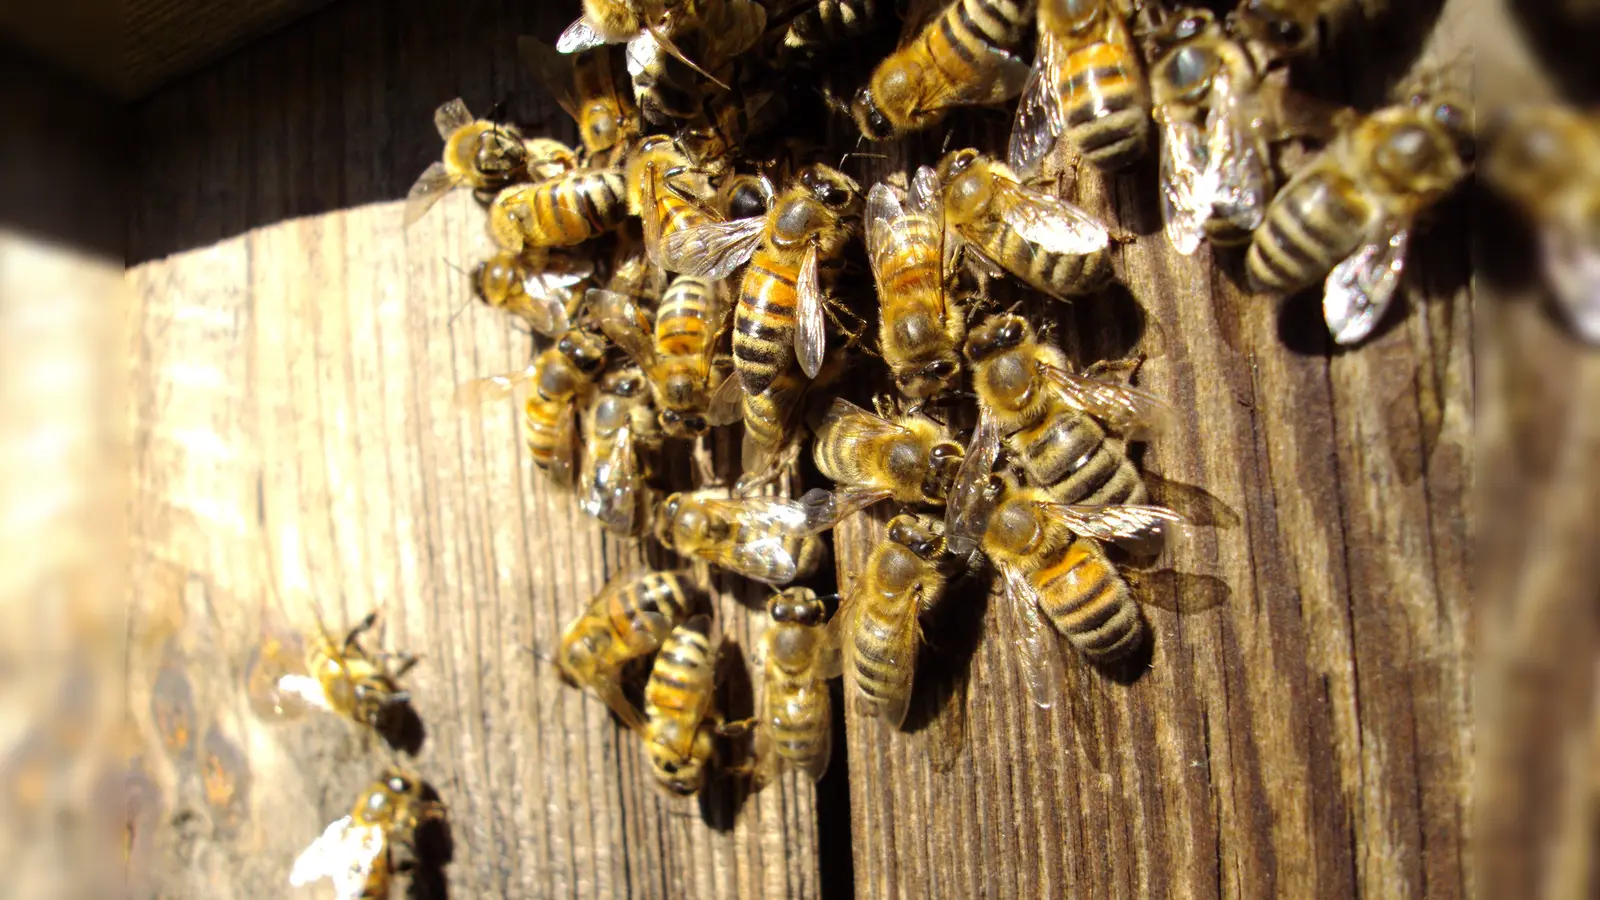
[716,717,758,737]
[344,611,381,651]
[384,652,423,680]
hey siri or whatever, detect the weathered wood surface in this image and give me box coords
[115,0,1486,898]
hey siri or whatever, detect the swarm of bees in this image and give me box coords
[251,0,1483,893]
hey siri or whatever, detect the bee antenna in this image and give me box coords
[836,151,888,172]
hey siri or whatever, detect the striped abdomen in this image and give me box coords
[963,216,1113,298]
[653,183,715,249]
[1246,167,1369,294]
[1033,537,1144,663]
[605,572,692,653]
[926,0,1033,67]
[644,620,717,739]
[526,169,627,247]
[657,275,718,358]
[849,588,917,720]
[1059,33,1150,171]
[763,625,832,772]
[741,366,807,460]
[522,395,572,470]
[733,249,801,396]
[1009,407,1147,505]
[778,0,881,62]
[728,516,823,583]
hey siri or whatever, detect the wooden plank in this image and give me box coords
[124,0,821,897]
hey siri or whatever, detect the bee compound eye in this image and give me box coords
[683,416,707,434]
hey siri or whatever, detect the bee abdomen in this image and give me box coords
[850,605,913,716]
[530,170,628,247]
[1062,45,1149,171]
[771,686,829,760]
[645,628,715,713]
[1015,412,1104,486]
[733,258,799,396]
[1071,106,1149,172]
[1037,540,1143,663]
[523,396,569,467]
[1036,245,1113,297]
[1049,452,1147,506]
[958,0,1033,47]
[1246,174,1367,293]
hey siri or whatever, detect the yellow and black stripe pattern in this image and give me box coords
[732,251,802,397]
[1010,406,1147,506]
[1031,537,1143,663]
[1056,22,1149,171]
[1245,168,1367,294]
[490,169,627,250]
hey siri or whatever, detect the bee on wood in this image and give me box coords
[405,99,577,226]
[578,366,662,536]
[520,36,640,165]
[1147,7,1276,255]
[642,615,740,796]
[1245,90,1471,343]
[592,276,739,439]
[964,314,1169,505]
[655,487,854,585]
[487,166,630,251]
[454,325,609,487]
[852,0,1034,140]
[557,569,698,730]
[470,248,594,335]
[624,134,720,270]
[829,513,954,725]
[270,610,420,733]
[920,150,1115,300]
[664,163,863,391]
[1482,103,1600,343]
[1010,0,1150,179]
[863,178,966,399]
[289,769,447,900]
[748,587,836,783]
[811,396,964,513]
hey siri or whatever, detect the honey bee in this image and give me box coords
[579,367,661,536]
[851,0,1033,140]
[655,488,844,584]
[643,615,728,795]
[290,769,446,900]
[1245,92,1471,343]
[863,178,966,399]
[812,397,964,512]
[557,569,698,730]
[663,163,863,390]
[1010,0,1150,179]
[592,276,736,438]
[520,37,640,165]
[454,328,609,485]
[1146,7,1275,255]
[750,587,835,782]
[625,134,719,269]
[1231,0,1330,61]
[1482,104,1600,343]
[737,343,852,475]
[921,150,1114,300]
[272,610,420,732]
[829,513,953,725]
[405,98,537,226]
[964,314,1169,504]
[470,248,594,335]
[767,0,886,67]
[947,413,1186,704]
[560,0,765,113]
[487,166,629,251]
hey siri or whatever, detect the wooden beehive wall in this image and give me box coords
[114,0,1487,896]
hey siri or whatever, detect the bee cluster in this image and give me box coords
[274,0,1482,893]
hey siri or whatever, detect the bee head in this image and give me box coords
[649,746,707,796]
[852,82,901,141]
[768,587,823,625]
[583,101,622,153]
[888,514,944,560]
[474,125,528,182]
[558,330,608,375]
[1237,0,1311,54]
[964,314,1029,362]
[473,253,517,307]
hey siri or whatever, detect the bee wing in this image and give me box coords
[587,671,648,731]
[289,816,386,899]
[433,97,474,139]
[453,365,538,407]
[517,289,576,338]
[640,161,669,269]
[1008,33,1068,181]
[864,182,907,293]
[518,35,580,121]
[591,289,659,370]
[661,216,766,279]
[821,588,856,681]
[1158,119,1210,256]
[1540,228,1600,344]
[546,401,581,488]
[796,243,827,380]
[944,404,1002,558]
[558,17,613,53]
[1036,501,1189,548]
[797,486,895,531]
[1205,72,1271,234]
[1323,222,1410,345]
[273,674,333,713]
[998,563,1066,711]
[813,396,907,445]
[927,50,1031,111]
[909,166,943,219]
[706,369,746,426]
[403,161,460,228]
[1039,364,1175,441]
[996,178,1112,256]
[580,423,640,534]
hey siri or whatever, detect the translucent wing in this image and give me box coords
[586,671,647,731]
[591,289,659,370]
[864,182,907,294]
[793,675,832,780]
[812,397,908,448]
[706,370,746,426]
[289,816,386,900]
[580,423,639,534]
[558,17,612,53]
[544,401,580,487]
[996,177,1111,255]
[403,161,460,228]
[1039,364,1175,441]
[274,673,333,713]
[517,35,580,121]
[1035,502,1189,547]
[998,563,1066,711]
[1158,119,1209,255]
[661,216,766,278]
[1541,227,1600,344]
[453,365,538,407]
[866,180,946,315]
[1324,222,1409,345]
[1008,33,1067,180]
[924,48,1031,111]
[796,243,826,380]
[795,485,894,530]
[624,32,658,79]
[433,97,474,139]
[727,536,801,584]
[1205,72,1271,235]
[909,166,942,218]
[944,405,1002,558]
[640,159,669,269]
